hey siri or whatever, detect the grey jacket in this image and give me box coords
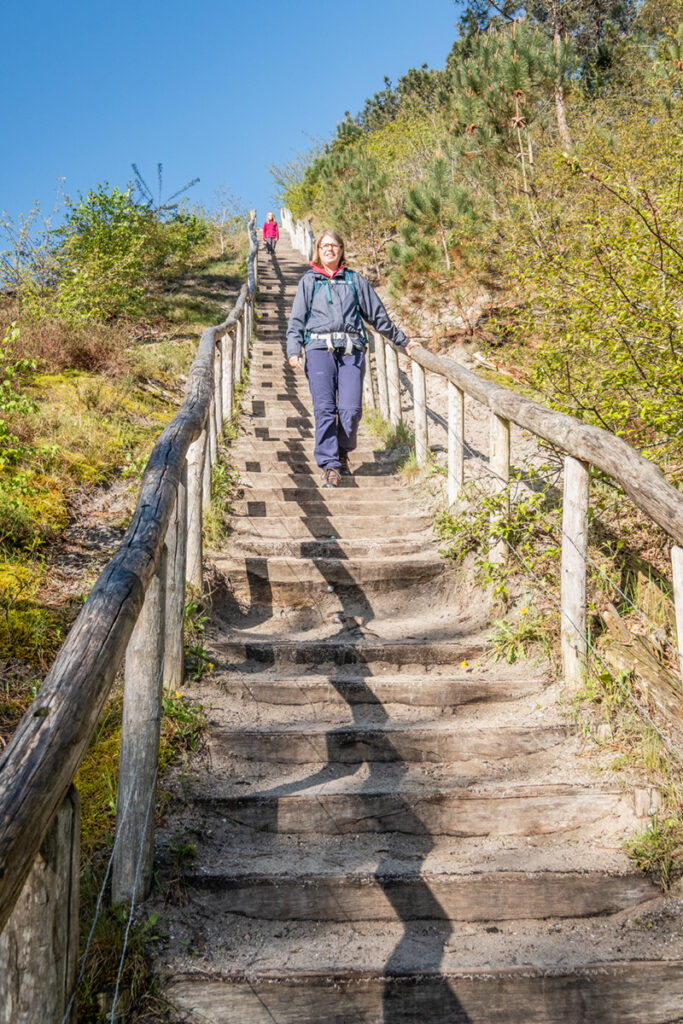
[286,266,410,359]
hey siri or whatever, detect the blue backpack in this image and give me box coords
[304,270,368,346]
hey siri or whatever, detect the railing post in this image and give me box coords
[561,456,590,691]
[489,413,510,565]
[203,406,213,507]
[412,359,428,465]
[242,303,250,362]
[113,546,167,906]
[186,431,205,592]
[386,341,402,428]
[214,338,223,437]
[0,787,80,1024]
[163,465,187,694]
[373,331,389,420]
[235,317,243,386]
[672,547,683,682]
[222,331,234,424]
[362,337,375,412]
[448,381,465,505]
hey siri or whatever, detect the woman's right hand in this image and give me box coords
[288,355,304,371]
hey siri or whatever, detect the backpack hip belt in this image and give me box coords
[308,331,364,355]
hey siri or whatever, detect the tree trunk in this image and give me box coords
[551,0,573,150]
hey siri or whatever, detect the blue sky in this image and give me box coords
[2,1,463,225]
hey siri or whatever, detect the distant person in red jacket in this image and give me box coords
[263,211,279,255]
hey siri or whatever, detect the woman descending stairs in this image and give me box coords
[148,233,683,1023]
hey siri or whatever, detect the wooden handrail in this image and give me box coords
[0,212,259,933]
[409,346,683,546]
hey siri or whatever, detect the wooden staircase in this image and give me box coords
[148,235,683,1023]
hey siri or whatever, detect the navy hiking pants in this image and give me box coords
[305,347,365,469]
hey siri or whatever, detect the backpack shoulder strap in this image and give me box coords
[344,270,368,344]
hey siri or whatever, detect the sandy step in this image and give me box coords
[158,963,683,1024]
[230,455,403,477]
[226,536,433,558]
[213,552,444,604]
[156,813,642,878]
[231,497,428,519]
[236,472,408,491]
[230,439,404,459]
[228,513,433,538]
[241,413,314,429]
[232,483,418,504]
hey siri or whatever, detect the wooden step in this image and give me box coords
[213,638,487,671]
[192,784,632,837]
[237,472,408,491]
[230,440,404,460]
[228,513,432,538]
[227,536,433,558]
[216,672,547,707]
[178,869,655,923]
[209,722,574,764]
[230,455,403,477]
[232,496,428,518]
[160,963,683,1024]
[213,552,444,604]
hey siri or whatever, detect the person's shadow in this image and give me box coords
[245,424,470,1021]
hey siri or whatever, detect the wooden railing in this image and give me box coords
[282,209,683,696]
[0,212,259,1020]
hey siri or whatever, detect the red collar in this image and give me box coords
[310,262,345,279]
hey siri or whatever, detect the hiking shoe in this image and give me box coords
[339,453,352,476]
[321,468,341,488]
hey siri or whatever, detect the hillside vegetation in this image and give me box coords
[273,0,683,479]
[0,182,245,725]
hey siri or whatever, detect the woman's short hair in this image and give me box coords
[313,229,346,267]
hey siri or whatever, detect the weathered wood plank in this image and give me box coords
[204,395,215,503]
[163,472,187,693]
[212,724,573,764]
[447,380,464,504]
[673,545,683,682]
[221,332,234,424]
[165,962,683,1024]
[362,342,375,411]
[217,674,543,707]
[185,431,205,593]
[113,548,166,905]
[561,456,590,692]
[413,359,428,465]
[373,330,389,420]
[182,870,654,923]
[386,340,402,427]
[202,786,628,836]
[489,413,510,565]
[0,788,79,1024]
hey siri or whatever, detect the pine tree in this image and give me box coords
[390,156,477,290]
[321,149,389,278]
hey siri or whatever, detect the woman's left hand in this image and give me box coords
[405,340,422,356]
